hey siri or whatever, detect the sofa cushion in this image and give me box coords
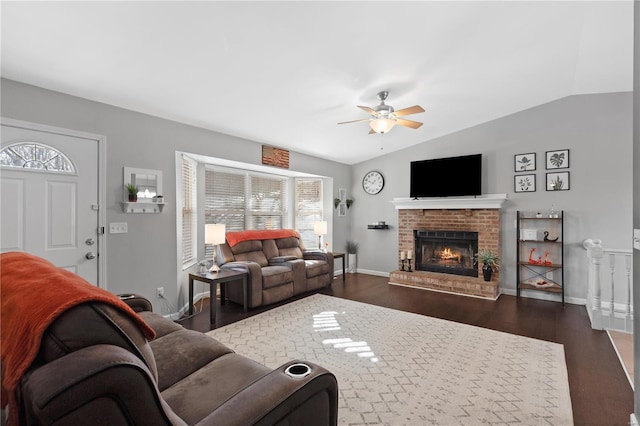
[231,240,268,267]
[161,353,271,425]
[305,260,329,278]
[139,311,184,339]
[276,237,304,258]
[261,265,293,289]
[150,329,234,391]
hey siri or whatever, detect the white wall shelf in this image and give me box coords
[121,202,165,214]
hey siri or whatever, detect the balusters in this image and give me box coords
[625,254,633,332]
[608,253,616,329]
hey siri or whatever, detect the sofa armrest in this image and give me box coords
[118,293,153,312]
[196,360,338,426]
[269,255,298,264]
[220,261,263,308]
[303,250,333,263]
[21,344,185,426]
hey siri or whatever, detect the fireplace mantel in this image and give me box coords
[391,194,508,210]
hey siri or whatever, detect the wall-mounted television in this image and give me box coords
[410,154,482,198]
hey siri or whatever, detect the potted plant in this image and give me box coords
[126,183,138,202]
[334,198,341,208]
[475,249,500,281]
[345,240,359,273]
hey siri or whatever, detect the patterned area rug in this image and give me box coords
[207,294,573,425]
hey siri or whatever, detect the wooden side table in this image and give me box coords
[189,269,248,325]
[331,252,345,283]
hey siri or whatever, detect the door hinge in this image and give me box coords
[98,226,105,235]
[91,204,100,211]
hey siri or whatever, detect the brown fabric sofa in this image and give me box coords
[13,295,338,425]
[217,230,334,308]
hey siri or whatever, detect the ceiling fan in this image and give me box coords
[338,91,425,134]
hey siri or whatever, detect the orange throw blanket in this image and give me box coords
[0,252,156,422]
[226,229,300,247]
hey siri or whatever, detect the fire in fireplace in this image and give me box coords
[414,230,479,277]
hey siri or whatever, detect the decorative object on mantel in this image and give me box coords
[514,153,536,172]
[262,145,289,169]
[126,183,138,202]
[545,149,569,169]
[475,249,500,281]
[400,251,406,271]
[406,250,413,272]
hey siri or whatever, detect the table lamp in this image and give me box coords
[205,223,226,272]
[313,221,327,251]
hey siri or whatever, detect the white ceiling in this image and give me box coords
[1,1,634,165]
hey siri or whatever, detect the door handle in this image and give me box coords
[85,252,97,260]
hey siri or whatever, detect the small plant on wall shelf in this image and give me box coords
[126,183,138,202]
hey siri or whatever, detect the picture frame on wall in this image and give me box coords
[338,202,347,216]
[514,153,536,172]
[514,174,536,193]
[546,171,570,191]
[545,149,569,169]
[338,188,346,202]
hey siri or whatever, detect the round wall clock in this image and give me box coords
[362,170,385,195]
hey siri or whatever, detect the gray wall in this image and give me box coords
[0,78,352,313]
[350,92,633,302]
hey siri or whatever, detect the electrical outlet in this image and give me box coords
[156,287,164,298]
[109,222,128,234]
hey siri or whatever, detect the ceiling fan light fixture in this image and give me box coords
[369,118,396,134]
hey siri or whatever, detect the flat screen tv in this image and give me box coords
[410,154,482,198]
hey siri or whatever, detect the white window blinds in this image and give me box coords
[295,178,323,249]
[204,166,288,234]
[181,156,197,266]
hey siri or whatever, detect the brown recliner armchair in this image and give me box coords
[0,255,338,426]
[13,297,338,425]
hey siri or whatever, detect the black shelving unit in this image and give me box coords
[367,224,389,230]
[516,210,564,304]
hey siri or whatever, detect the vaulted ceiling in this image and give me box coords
[1,1,634,165]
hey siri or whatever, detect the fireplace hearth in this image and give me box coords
[414,230,478,277]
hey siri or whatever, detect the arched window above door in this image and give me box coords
[0,142,76,173]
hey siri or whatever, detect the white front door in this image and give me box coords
[1,122,101,285]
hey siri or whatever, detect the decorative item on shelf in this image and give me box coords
[549,205,559,218]
[536,212,542,218]
[205,223,226,272]
[346,240,359,273]
[543,231,559,242]
[313,221,328,251]
[152,195,164,203]
[334,198,341,208]
[543,251,552,266]
[406,250,413,272]
[325,242,329,252]
[475,249,500,281]
[126,183,138,202]
[346,199,353,209]
[528,248,543,265]
[400,251,406,271]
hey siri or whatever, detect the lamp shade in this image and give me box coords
[205,223,226,245]
[369,118,396,134]
[313,221,327,236]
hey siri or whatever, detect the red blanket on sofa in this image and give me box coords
[226,229,300,247]
[0,252,155,424]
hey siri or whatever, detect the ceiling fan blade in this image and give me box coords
[357,105,378,116]
[369,128,376,134]
[396,118,423,129]
[338,118,371,125]
[393,105,425,117]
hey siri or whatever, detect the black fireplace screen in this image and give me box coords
[414,230,479,277]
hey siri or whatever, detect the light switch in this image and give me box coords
[109,222,128,234]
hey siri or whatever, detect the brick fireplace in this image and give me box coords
[389,196,505,299]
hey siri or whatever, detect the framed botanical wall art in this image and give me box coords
[338,202,346,216]
[514,174,536,193]
[514,153,536,172]
[338,188,346,202]
[546,149,569,169]
[546,171,570,191]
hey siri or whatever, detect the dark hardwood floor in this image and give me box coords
[177,273,633,426]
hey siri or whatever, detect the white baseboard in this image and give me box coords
[630,413,639,426]
[163,290,210,321]
[356,268,390,277]
[500,288,586,305]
